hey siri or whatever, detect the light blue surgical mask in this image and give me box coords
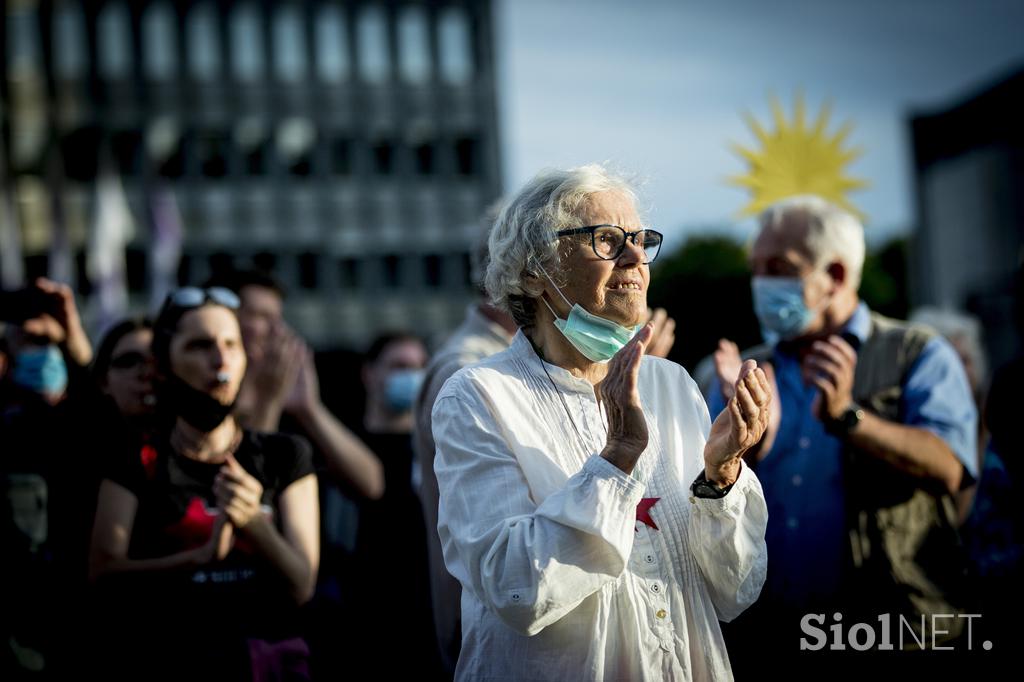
[12,345,68,397]
[751,275,830,345]
[384,368,425,413]
[538,265,641,363]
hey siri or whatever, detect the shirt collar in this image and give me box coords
[509,331,595,394]
[843,301,872,344]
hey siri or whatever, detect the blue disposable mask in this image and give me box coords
[12,345,68,397]
[751,275,830,345]
[538,265,641,363]
[384,369,425,413]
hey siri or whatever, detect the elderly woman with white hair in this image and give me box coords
[431,164,770,680]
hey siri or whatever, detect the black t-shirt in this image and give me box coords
[102,429,314,639]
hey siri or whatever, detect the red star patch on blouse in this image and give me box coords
[636,497,660,531]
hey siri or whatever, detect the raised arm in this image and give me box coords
[214,454,319,604]
[89,479,233,581]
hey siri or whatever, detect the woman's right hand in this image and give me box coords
[599,323,654,474]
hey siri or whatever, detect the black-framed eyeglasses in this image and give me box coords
[555,224,664,264]
[166,286,240,311]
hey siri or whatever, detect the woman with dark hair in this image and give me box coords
[92,317,157,429]
[89,287,319,680]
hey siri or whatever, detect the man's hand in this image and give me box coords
[283,344,320,418]
[248,323,303,407]
[704,360,771,486]
[644,307,676,358]
[599,323,654,474]
[804,335,857,422]
[713,338,743,402]
[21,278,92,366]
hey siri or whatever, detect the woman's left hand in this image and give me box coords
[214,453,265,529]
[703,360,771,485]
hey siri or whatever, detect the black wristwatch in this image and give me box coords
[824,403,865,438]
[690,471,736,500]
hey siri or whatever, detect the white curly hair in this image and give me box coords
[485,164,638,328]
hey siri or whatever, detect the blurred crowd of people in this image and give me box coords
[1,176,1021,681]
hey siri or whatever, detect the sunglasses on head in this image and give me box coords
[165,286,240,311]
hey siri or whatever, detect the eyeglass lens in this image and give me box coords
[592,226,662,262]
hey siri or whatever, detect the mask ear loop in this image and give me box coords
[532,260,574,320]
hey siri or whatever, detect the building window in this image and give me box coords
[331,137,352,175]
[383,255,400,289]
[6,6,41,77]
[24,255,50,285]
[126,247,147,293]
[398,7,430,84]
[235,118,268,175]
[142,2,177,81]
[149,120,186,179]
[62,128,101,182]
[273,4,307,82]
[299,252,319,290]
[53,4,88,80]
[414,141,435,175]
[209,253,234,275]
[112,130,143,177]
[74,250,93,296]
[187,2,221,81]
[230,3,264,82]
[438,7,473,85]
[253,252,277,273]
[357,6,389,84]
[339,258,360,289]
[97,2,132,79]
[197,130,230,178]
[454,136,478,176]
[277,118,316,177]
[176,254,192,286]
[372,139,394,175]
[315,4,349,83]
[424,254,442,288]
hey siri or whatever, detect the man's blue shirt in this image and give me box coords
[707,303,978,607]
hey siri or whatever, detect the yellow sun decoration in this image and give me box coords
[730,94,868,220]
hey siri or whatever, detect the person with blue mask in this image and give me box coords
[1,278,93,408]
[350,333,445,679]
[707,196,979,672]
[432,164,771,681]
[0,278,98,678]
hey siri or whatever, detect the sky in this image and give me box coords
[496,0,1024,249]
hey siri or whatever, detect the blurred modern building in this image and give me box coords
[909,66,1024,370]
[1,0,502,349]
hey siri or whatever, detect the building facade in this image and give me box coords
[1,0,502,348]
[909,67,1024,370]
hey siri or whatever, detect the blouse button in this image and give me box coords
[651,583,661,593]
[645,554,655,564]
[511,593,521,602]
[656,609,667,619]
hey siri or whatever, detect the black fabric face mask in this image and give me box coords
[160,374,236,432]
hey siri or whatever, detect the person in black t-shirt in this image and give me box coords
[89,287,319,681]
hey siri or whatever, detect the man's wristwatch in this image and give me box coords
[690,471,736,499]
[824,403,865,438]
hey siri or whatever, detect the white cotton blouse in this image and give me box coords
[432,332,769,681]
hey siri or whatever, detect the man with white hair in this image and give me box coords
[710,195,978,658]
